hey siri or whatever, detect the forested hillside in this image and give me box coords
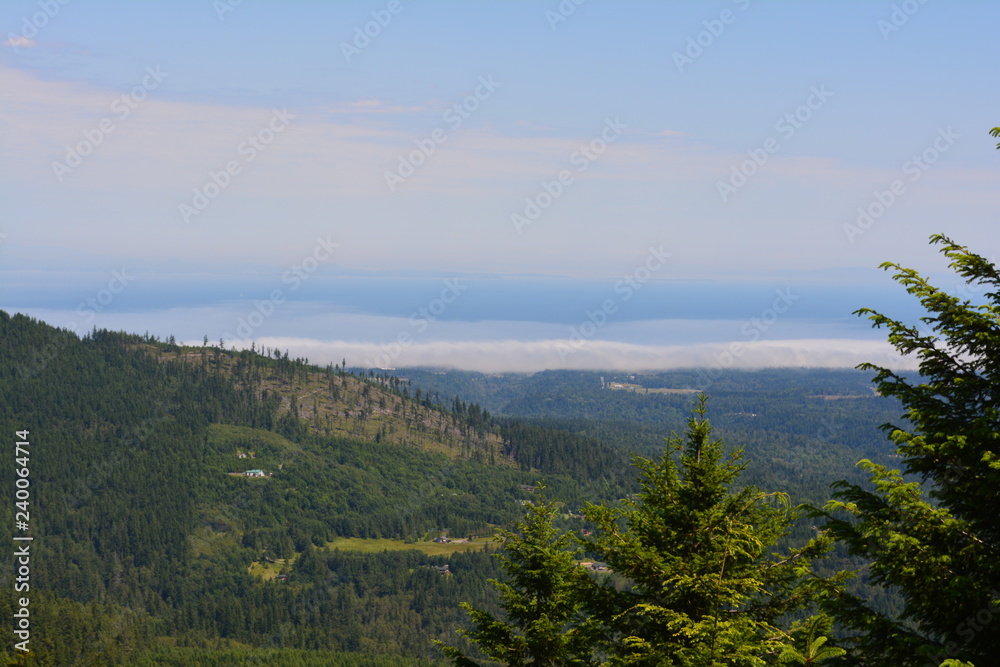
[0,311,641,664]
[403,367,903,508]
[0,310,924,664]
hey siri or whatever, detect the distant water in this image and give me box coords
[3,275,930,371]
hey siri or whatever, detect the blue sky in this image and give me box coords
[1,0,997,371]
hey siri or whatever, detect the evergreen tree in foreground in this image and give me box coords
[820,234,999,666]
[437,489,604,665]
[445,398,842,665]
[584,396,839,666]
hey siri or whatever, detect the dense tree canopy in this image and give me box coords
[822,234,1000,666]
[439,490,603,666]
[447,398,843,666]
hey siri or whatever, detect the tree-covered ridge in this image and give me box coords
[146,341,508,463]
[0,312,632,663]
[402,366,903,514]
[152,340,633,487]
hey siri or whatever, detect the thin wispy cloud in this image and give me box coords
[4,36,35,49]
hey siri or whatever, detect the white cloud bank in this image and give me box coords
[209,336,919,374]
[8,306,916,374]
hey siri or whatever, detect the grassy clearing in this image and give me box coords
[810,393,876,400]
[208,423,302,453]
[247,538,495,579]
[248,558,291,580]
[641,387,701,394]
[326,537,497,556]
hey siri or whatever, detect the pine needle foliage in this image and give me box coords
[438,489,605,666]
[581,396,839,666]
[821,234,1000,665]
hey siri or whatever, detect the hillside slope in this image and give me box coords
[159,344,508,464]
[0,311,630,663]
